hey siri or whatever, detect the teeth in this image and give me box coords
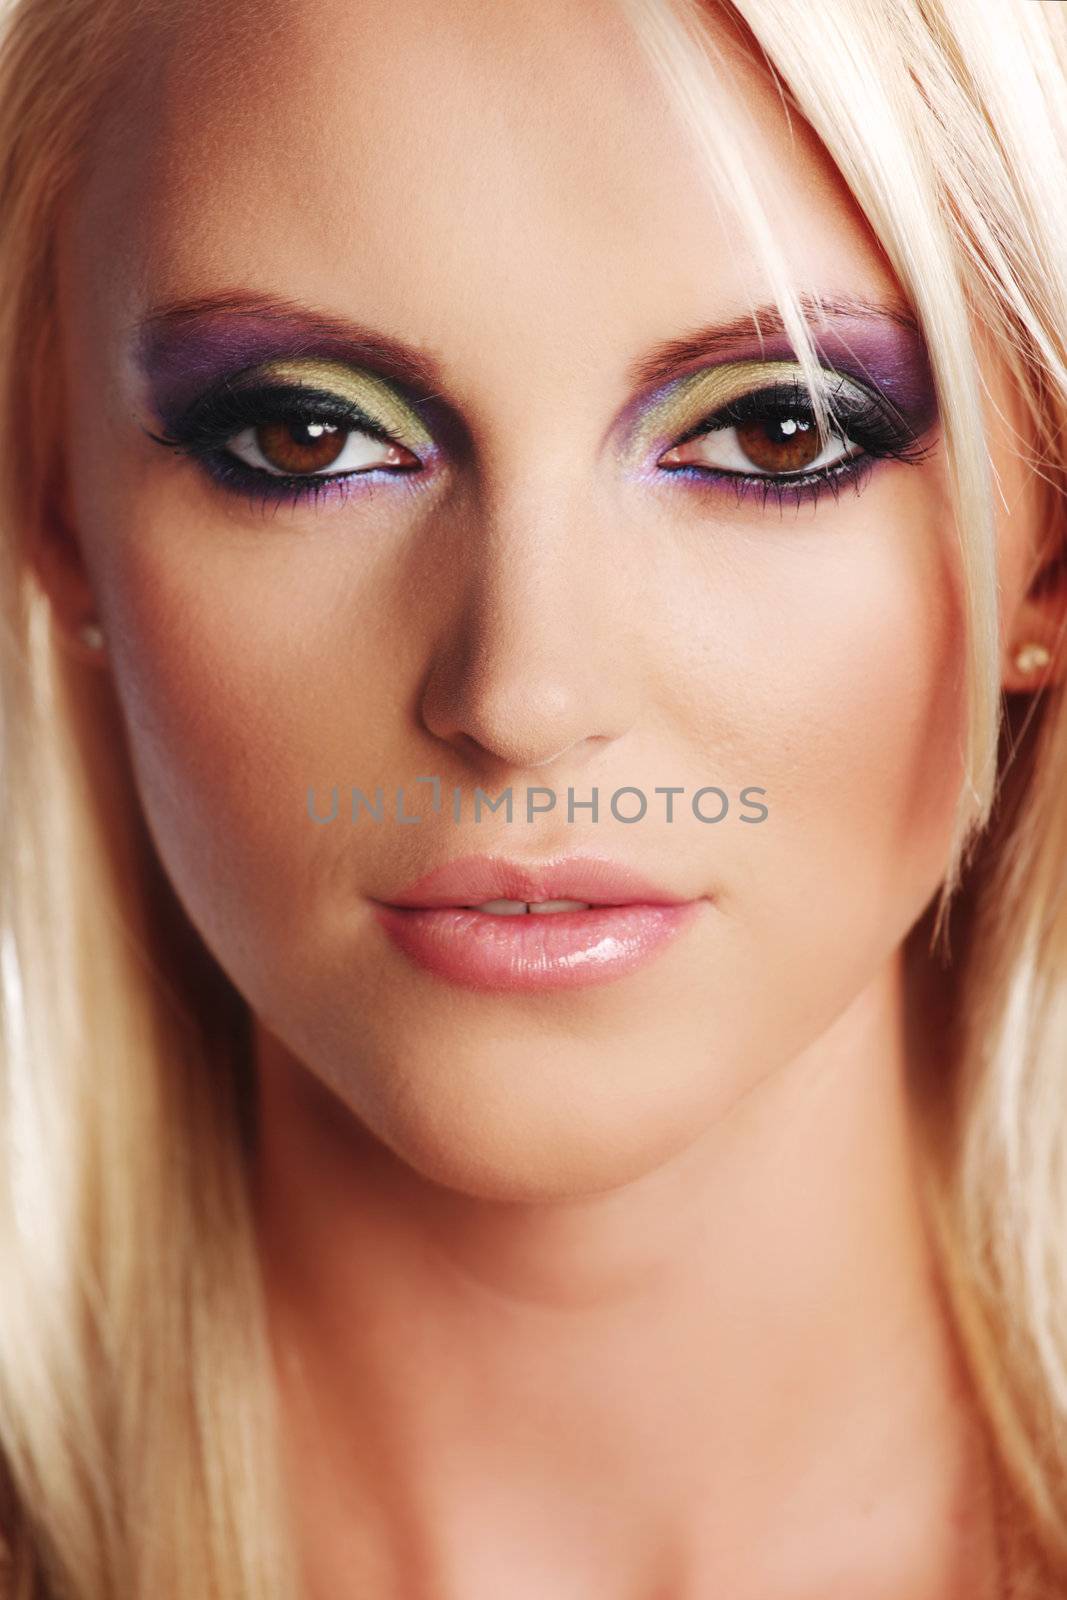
[470,898,593,915]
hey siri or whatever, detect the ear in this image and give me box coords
[29,461,108,666]
[1002,532,1067,695]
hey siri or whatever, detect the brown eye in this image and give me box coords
[226,416,419,477]
[255,418,349,474]
[735,415,824,472]
[658,406,856,479]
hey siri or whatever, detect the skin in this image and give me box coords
[37,0,1067,1593]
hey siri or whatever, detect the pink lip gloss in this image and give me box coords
[372,852,707,993]
[372,901,702,992]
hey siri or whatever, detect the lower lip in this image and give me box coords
[371,901,702,992]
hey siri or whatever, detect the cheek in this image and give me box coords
[753,566,966,918]
[667,467,966,965]
[90,498,412,979]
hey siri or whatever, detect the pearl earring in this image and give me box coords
[77,620,105,651]
[1013,641,1051,675]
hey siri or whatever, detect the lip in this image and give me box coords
[381,852,690,909]
[371,853,705,993]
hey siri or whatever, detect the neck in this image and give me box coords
[252,955,1000,1599]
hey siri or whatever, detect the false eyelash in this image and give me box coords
[658,375,936,511]
[144,379,424,507]
[698,376,929,461]
[144,371,937,516]
[147,379,406,453]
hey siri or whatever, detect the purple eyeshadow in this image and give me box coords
[783,318,938,430]
[131,307,445,431]
[698,319,932,430]
[131,298,940,516]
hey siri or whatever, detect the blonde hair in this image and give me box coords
[0,0,1065,1593]
[0,8,297,1595]
[621,5,1067,1590]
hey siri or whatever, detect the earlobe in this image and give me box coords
[1001,527,1067,694]
[29,482,106,665]
[74,618,106,655]
[1002,610,1067,694]
[1013,641,1052,676]
[1004,638,1055,693]
[1002,624,1066,693]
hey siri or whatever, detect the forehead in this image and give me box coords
[60,0,897,402]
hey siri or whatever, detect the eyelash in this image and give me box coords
[146,373,933,513]
[146,382,422,511]
[656,377,933,510]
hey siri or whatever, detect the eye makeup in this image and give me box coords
[622,317,940,511]
[232,358,435,452]
[146,355,440,508]
[153,356,434,452]
[623,299,939,427]
[133,295,449,418]
[134,294,940,517]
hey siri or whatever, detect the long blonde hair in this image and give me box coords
[1,0,1066,1594]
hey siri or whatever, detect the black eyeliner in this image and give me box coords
[145,380,402,455]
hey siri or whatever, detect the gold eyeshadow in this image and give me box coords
[628,359,865,458]
[144,333,932,513]
[242,356,435,450]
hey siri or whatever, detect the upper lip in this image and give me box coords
[380,853,694,909]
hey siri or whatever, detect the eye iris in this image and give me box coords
[255,418,348,473]
[735,415,823,472]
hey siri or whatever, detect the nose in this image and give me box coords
[418,475,640,774]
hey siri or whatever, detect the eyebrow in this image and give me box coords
[134,290,449,398]
[133,288,921,404]
[624,293,921,392]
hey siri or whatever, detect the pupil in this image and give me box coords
[256,416,348,473]
[736,414,823,472]
[294,420,337,443]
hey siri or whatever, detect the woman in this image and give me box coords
[1,0,1065,1593]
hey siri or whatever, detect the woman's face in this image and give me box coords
[51,0,1039,1197]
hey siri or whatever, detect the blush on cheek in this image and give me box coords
[102,583,299,961]
[736,497,966,933]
